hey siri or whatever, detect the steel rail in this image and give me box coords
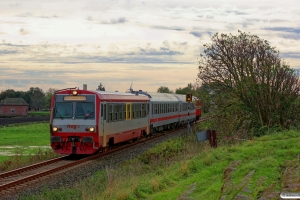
[0,156,66,179]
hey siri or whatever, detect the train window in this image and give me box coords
[118,104,123,121]
[134,104,137,118]
[137,104,141,118]
[152,103,154,115]
[108,104,113,122]
[55,102,73,118]
[104,104,106,120]
[127,104,131,119]
[141,103,146,117]
[113,104,118,121]
[101,104,103,117]
[75,102,95,119]
[183,103,187,111]
[132,104,135,118]
[137,104,139,118]
[123,104,126,120]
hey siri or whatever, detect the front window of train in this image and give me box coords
[75,102,95,119]
[54,102,73,118]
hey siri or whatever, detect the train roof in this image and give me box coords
[94,90,149,101]
[174,94,187,102]
[55,89,149,102]
[146,92,178,102]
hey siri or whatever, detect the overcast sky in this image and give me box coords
[0,0,299,93]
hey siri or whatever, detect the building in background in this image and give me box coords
[0,98,29,117]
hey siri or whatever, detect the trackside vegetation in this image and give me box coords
[19,125,300,200]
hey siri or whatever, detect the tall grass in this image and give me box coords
[20,127,300,200]
[0,148,59,172]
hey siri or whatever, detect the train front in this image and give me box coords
[50,88,99,154]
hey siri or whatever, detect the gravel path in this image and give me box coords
[1,129,188,200]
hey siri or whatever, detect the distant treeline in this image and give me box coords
[0,87,55,110]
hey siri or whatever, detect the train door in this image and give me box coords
[100,102,107,147]
[126,103,132,120]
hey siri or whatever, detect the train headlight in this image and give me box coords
[53,126,58,132]
[72,90,78,96]
[89,127,95,132]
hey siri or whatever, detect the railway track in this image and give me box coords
[0,117,210,198]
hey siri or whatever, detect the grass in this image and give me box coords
[0,122,58,172]
[19,126,300,200]
[28,111,50,117]
[0,156,10,163]
[0,122,50,146]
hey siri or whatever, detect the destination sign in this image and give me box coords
[64,96,86,101]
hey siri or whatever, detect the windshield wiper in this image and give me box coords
[84,112,94,119]
[55,109,63,119]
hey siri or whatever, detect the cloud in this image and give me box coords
[102,17,128,24]
[16,12,33,17]
[280,52,300,59]
[265,27,300,34]
[0,0,300,93]
[19,28,29,35]
[189,31,213,38]
[0,50,18,54]
[151,25,185,31]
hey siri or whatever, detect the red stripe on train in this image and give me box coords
[150,112,196,122]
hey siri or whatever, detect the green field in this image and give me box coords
[0,122,50,146]
[0,122,56,170]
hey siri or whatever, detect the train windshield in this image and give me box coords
[75,102,95,119]
[54,102,73,119]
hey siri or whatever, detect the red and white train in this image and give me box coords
[50,85,201,154]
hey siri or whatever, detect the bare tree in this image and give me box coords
[198,31,300,129]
